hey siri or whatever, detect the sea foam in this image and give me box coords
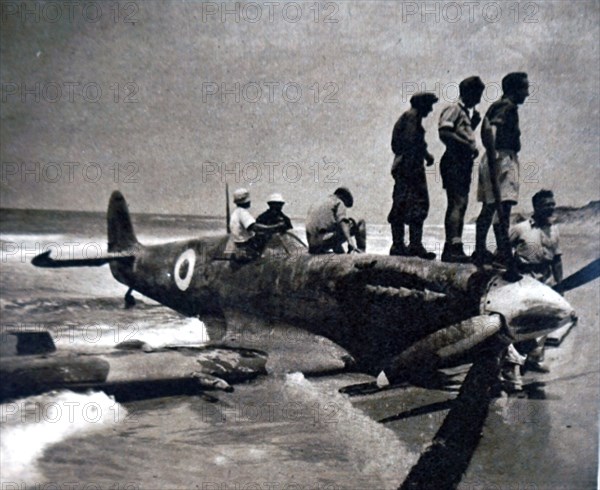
[0,390,127,483]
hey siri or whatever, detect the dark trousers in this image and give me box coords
[390,221,426,250]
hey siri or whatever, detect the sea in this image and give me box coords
[1,209,476,490]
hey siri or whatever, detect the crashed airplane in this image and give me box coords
[27,190,577,391]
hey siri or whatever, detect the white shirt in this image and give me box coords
[230,207,256,243]
[510,217,561,283]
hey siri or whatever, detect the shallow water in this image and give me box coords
[0,209,427,489]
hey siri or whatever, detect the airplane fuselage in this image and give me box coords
[110,234,511,371]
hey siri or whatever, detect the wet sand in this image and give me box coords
[460,226,599,489]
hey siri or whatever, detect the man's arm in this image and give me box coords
[439,105,472,151]
[481,117,503,208]
[471,109,482,129]
[552,255,563,284]
[339,220,359,252]
[439,128,474,151]
[249,222,287,234]
[283,215,293,230]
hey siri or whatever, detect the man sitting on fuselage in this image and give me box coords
[256,193,293,231]
[229,188,288,261]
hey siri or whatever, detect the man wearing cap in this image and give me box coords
[305,187,366,254]
[473,72,530,273]
[438,76,485,263]
[256,193,293,231]
[387,92,438,260]
[229,188,288,261]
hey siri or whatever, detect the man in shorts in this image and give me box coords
[473,72,530,274]
[438,76,485,262]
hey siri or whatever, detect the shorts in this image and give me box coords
[477,150,519,204]
[440,153,474,196]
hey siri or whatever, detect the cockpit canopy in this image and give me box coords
[262,231,308,259]
[217,231,308,261]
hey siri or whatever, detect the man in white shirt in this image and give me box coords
[438,76,485,263]
[499,190,563,392]
[511,189,563,373]
[229,188,288,261]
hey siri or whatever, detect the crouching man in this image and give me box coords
[512,189,563,371]
[306,187,366,254]
[500,189,563,392]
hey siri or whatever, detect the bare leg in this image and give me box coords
[443,191,469,262]
[456,193,468,245]
[354,219,367,252]
[473,203,496,265]
[444,191,462,246]
[496,202,513,259]
[475,203,495,253]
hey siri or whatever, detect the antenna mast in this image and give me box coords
[225,184,231,234]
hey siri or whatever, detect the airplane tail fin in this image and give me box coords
[32,191,140,269]
[108,191,139,252]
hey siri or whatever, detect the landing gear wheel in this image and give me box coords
[124,288,136,308]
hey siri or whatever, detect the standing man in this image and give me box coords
[511,189,563,373]
[229,188,288,261]
[306,187,366,254]
[388,92,438,260]
[473,72,530,272]
[439,76,485,262]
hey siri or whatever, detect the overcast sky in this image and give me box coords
[1,0,598,224]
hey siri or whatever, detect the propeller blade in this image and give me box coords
[554,257,600,293]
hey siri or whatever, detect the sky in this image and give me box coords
[1,0,599,224]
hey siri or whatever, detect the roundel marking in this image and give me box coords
[174,249,196,291]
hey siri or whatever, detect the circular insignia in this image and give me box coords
[174,249,196,291]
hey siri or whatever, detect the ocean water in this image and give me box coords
[2,209,457,489]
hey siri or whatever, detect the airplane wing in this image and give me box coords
[209,308,355,375]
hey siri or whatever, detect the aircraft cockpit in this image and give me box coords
[219,231,308,262]
[261,231,308,259]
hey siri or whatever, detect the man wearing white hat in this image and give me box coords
[229,188,288,261]
[256,193,293,231]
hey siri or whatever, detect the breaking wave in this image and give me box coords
[0,390,128,483]
[283,373,418,489]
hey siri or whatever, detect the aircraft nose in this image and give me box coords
[481,275,576,343]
